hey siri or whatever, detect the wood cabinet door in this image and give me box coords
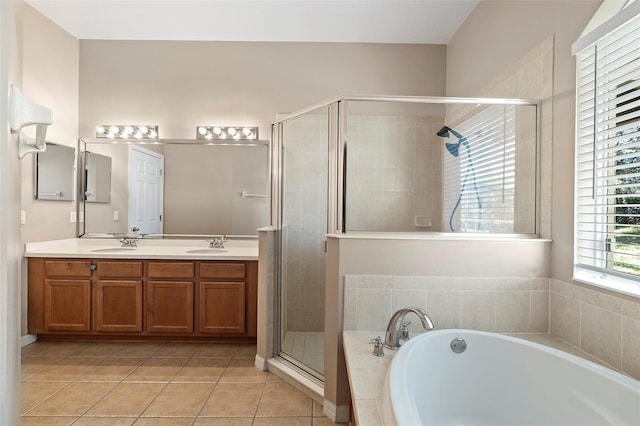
[44,279,91,332]
[94,280,143,332]
[199,281,246,334]
[146,281,194,334]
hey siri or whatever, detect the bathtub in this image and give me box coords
[383,329,640,426]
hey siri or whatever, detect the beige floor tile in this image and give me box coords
[85,382,165,416]
[78,357,146,382]
[68,342,125,357]
[172,357,230,383]
[255,382,312,417]
[312,401,323,417]
[110,343,160,358]
[252,418,312,426]
[21,356,64,380]
[142,383,213,417]
[72,417,136,425]
[27,357,102,382]
[21,342,87,357]
[20,381,69,414]
[192,418,252,426]
[125,357,188,382]
[312,417,348,426]
[218,358,268,383]
[265,372,285,383]
[199,383,263,417]
[233,344,257,358]
[20,416,77,425]
[193,344,238,358]
[28,382,116,416]
[153,343,200,358]
[134,417,195,425]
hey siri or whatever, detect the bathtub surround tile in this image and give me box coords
[549,291,581,347]
[549,278,640,380]
[355,288,392,331]
[461,291,496,331]
[427,290,461,329]
[580,303,622,369]
[496,290,530,332]
[622,317,640,380]
[530,291,550,333]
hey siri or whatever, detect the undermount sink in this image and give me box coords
[185,248,227,254]
[90,247,137,252]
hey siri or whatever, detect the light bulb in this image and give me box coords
[96,125,106,134]
[134,131,143,139]
[138,125,148,135]
[227,127,237,136]
[219,132,227,139]
[148,130,157,138]
[198,126,209,136]
[213,127,222,135]
[108,125,119,135]
[124,125,134,135]
[205,133,212,140]
[242,127,252,137]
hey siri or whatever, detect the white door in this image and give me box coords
[129,145,164,234]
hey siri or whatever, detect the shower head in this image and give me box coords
[445,142,460,157]
[436,126,452,138]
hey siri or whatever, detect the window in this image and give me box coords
[575,6,640,295]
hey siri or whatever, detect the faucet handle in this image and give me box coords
[400,321,411,341]
[370,336,384,357]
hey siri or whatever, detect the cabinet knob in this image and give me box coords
[90,264,97,271]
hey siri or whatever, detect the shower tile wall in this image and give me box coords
[345,115,444,232]
[283,114,328,332]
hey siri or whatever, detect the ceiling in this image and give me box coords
[24,0,479,44]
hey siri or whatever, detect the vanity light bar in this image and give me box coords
[95,125,159,139]
[196,126,258,141]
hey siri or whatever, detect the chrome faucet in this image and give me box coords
[119,237,137,248]
[384,307,434,350]
[209,236,227,249]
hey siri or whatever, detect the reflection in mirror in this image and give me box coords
[35,143,75,201]
[85,152,112,203]
[79,139,269,238]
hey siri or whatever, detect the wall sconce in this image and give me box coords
[196,126,258,141]
[95,125,159,139]
[9,85,54,159]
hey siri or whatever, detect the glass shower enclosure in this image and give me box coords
[270,96,540,382]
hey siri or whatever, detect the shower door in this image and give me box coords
[277,106,329,379]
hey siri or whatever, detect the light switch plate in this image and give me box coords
[20,210,26,225]
[70,211,76,223]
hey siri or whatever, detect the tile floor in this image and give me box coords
[21,341,347,425]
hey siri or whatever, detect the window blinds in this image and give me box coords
[575,13,640,277]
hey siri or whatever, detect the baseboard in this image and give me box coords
[323,399,350,423]
[254,354,267,371]
[20,334,37,347]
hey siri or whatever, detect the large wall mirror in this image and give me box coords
[78,138,269,238]
[35,143,75,201]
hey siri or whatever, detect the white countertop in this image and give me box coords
[343,331,610,426]
[24,238,258,260]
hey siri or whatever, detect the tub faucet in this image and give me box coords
[384,307,434,350]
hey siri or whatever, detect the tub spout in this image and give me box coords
[384,307,434,350]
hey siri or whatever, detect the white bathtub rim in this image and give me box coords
[387,329,640,426]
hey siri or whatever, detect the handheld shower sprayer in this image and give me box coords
[437,125,482,232]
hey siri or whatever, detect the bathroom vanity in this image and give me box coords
[25,239,258,342]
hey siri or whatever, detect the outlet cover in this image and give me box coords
[70,211,76,223]
[20,210,26,225]
[113,210,119,221]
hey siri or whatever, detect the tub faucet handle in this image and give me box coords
[370,336,384,357]
[400,321,411,341]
